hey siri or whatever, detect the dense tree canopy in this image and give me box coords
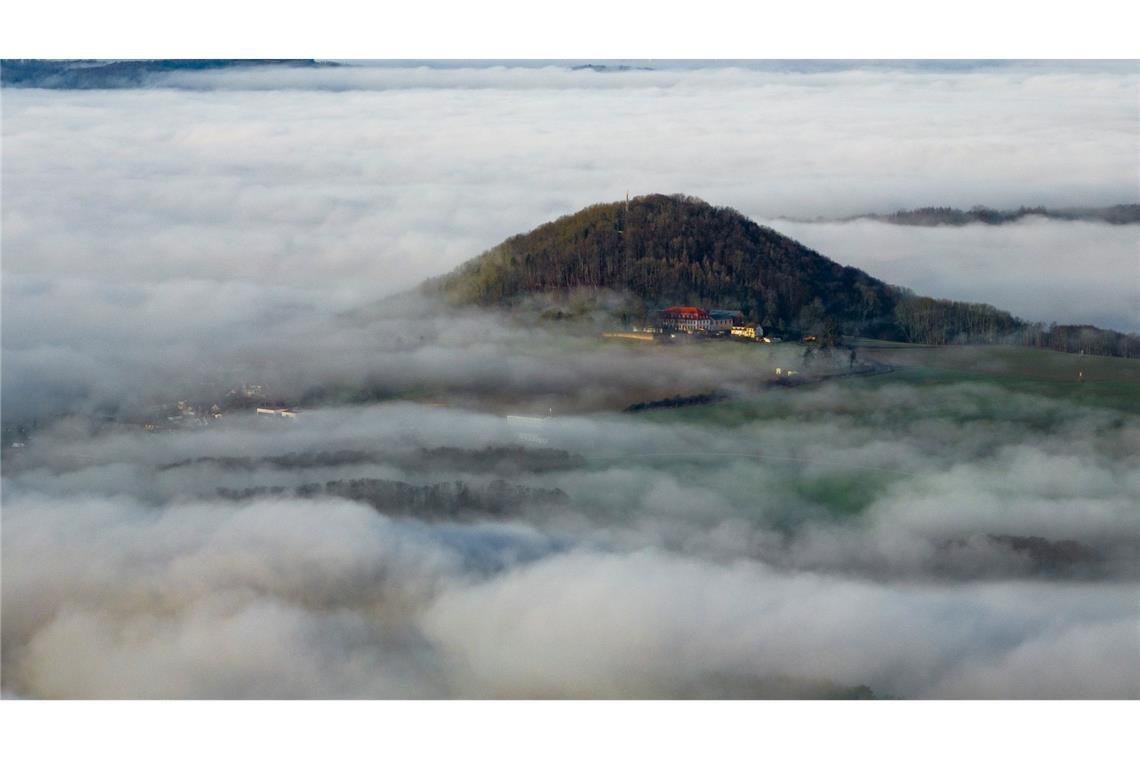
[426,194,1139,358]
[429,194,901,335]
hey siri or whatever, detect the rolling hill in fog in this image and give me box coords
[426,194,1140,357]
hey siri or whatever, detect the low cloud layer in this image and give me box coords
[6,493,1137,698]
[4,381,1138,698]
[4,63,1137,420]
[0,287,815,422]
[4,63,1137,297]
[764,218,1140,332]
[3,62,1138,699]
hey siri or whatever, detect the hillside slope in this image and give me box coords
[425,194,1138,356]
[429,194,903,334]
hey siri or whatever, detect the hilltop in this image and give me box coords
[426,194,1139,357]
[428,194,902,337]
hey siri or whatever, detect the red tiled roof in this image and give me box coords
[662,306,710,319]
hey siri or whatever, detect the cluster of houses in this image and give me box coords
[653,306,765,340]
[600,305,773,344]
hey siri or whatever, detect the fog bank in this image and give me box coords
[4,381,1138,698]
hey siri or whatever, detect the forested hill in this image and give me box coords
[428,194,902,335]
[425,194,1140,357]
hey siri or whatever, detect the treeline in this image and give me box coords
[1015,323,1140,359]
[893,297,1023,344]
[857,204,1140,226]
[893,296,1140,358]
[624,391,730,413]
[162,445,584,475]
[219,477,568,521]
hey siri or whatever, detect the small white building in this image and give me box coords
[256,407,297,419]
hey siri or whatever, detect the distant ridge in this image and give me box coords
[791,204,1140,226]
[0,59,337,89]
[571,64,655,73]
[425,194,1140,358]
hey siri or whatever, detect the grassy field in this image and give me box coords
[853,339,1139,381]
[608,340,1138,524]
[629,339,1140,427]
[851,340,1140,414]
[371,330,1139,418]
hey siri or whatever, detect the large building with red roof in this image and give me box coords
[655,306,757,337]
[658,306,712,333]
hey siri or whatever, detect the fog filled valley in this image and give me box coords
[2,60,1138,699]
[4,306,1138,698]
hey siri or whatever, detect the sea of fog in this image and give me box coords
[4,376,1139,698]
[2,61,1138,698]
